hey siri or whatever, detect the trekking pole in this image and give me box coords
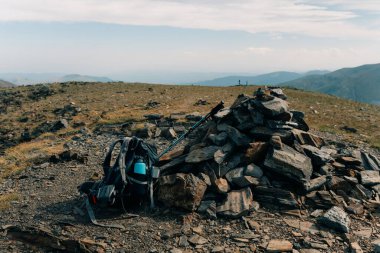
[158,101,224,159]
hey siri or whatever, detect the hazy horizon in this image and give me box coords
[1,0,380,82]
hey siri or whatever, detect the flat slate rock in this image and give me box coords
[264,144,313,183]
[266,239,293,252]
[185,146,219,163]
[360,170,380,186]
[216,187,253,218]
[253,186,299,207]
[318,206,350,233]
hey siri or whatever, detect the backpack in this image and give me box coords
[78,136,159,228]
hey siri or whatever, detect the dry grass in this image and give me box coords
[0,135,66,179]
[0,193,19,210]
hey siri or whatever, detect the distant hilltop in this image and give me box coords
[0,73,113,85]
[195,70,330,86]
[0,79,15,88]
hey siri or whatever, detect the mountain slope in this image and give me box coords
[280,63,380,104]
[196,70,329,86]
[0,79,15,88]
[58,74,113,83]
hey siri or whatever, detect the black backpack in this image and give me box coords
[78,136,158,228]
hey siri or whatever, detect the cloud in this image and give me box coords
[0,0,379,39]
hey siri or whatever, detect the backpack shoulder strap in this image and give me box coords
[102,139,124,180]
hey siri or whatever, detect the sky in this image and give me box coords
[0,0,380,83]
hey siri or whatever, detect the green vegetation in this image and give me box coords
[280,63,380,104]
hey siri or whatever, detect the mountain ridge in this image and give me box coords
[195,70,329,86]
[0,79,15,88]
[279,63,380,105]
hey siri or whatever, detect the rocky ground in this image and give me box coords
[0,131,379,253]
[1,87,380,253]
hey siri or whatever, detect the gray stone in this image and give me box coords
[170,113,186,120]
[292,129,325,148]
[302,145,332,166]
[211,246,225,253]
[225,167,244,184]
[369,153,380,168]
[186,146,219,163]
[257,97,289,117]
[208,132,228,146]
[360,170,380,186]
[303,176,328,192]
[372,184,380,194]
[244,163,263,178]
[216,187,254,218]
[320,164,334,175]
[224,125,250,147]
[264,145,313,183]
[188,234,208,245]
[197,200,217,220]
[361,151,380,171]
[158,173,207,211]
[253,186,299,207]
[186,113,202,121]
[270,88,287,100]
[143,114,162,120]
[318,206,350,233]
[232,176,260,188]
[178,235,189,247]
[161,127,177,139]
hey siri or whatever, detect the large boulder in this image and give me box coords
[158,173,207,211]
[264,145,313,183]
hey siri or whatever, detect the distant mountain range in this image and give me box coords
[196,70,329,86]
[0,79,15,88]
[0,73,113,85]
[279,63,380,105]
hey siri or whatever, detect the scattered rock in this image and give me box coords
[188,234,208,245]
[318,206,350,233]
[266,239,293,252]
[350,242,363,253]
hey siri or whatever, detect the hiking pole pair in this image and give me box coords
[157,101,225,159]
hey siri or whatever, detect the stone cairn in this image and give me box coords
[156,87,380,232]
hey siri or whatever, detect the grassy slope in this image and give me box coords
[0,82,379,180]
[280,63,380,104]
